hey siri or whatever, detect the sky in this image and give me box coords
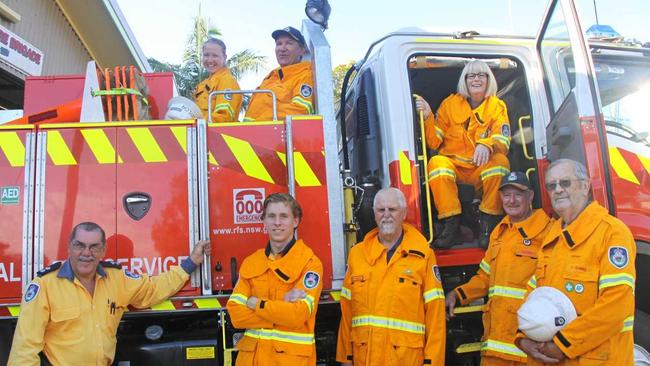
[116,0,650,89]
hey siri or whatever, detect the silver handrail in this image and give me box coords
[208,90,278,122]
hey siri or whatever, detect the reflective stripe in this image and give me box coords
[482,339,527,358]
[480,166,509,181]
[245,328,315,345]
[301,295,315,314]
[451,155,474,164]
[423,288,445,304]
[527,275,537,289]
[291,96,314,114]
[227,293,248,306]
[492,134,511,148]
[479,259,491,275]
[434,126,444,140]
[428,168,456,181]
[488,286,525,300]
[598,273,635,291]
[622,316,634,332]
[351,315,425,334]
[214,102,235,120]
[341,286,352,300]
[243,117,255,122]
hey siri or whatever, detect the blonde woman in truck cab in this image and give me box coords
[194,38,242,122]
[415,59,511,249]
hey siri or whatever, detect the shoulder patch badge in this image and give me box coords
[300,84,313,98]
[303,271,320,289]
[124,269,141,279]
[432,265,441,283]
[224,88,233,101]
[608,246,629,269]
[501,124,510,137]
[24,283,40,303]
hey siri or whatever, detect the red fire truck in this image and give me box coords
[0,0,648,364]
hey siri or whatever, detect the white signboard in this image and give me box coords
[0,25,44,76]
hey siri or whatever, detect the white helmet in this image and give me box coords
[164,96,202,120]
[518,286,577,342]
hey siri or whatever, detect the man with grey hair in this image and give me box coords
[336,187,446,365]
[516,159,636,365]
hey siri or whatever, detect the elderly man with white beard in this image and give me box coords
[336,187,446,366]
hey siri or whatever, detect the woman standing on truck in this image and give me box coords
[194,38,242,122]
[415,59,511,249]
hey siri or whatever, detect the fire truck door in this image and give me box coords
[536,0,614,212]
[0,126,35,302]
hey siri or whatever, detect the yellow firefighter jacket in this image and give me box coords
[226,239,323,366]
[194,67,242,122]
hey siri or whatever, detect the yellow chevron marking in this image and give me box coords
[81,129,118,164]
[399,151,412,185]
[8,306,20,316]
[454,305,485,314]
[126,128,167,163]
[208,152,218,166]
[0,132,25,167]
[456,342,482,354]
[47,131,77,165]
[195,298,222,309]
[330,291,341,301]
[170,126,187,153]
[609,147,640,185]
[222,134,273,183]
[276,151,321,186]
[639,154,650,175]
[151,300,175,311]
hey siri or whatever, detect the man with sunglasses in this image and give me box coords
[8,222,211,366]
[516,159,636,365]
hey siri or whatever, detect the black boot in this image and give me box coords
[433,215,461,249]
[478,212,502,249]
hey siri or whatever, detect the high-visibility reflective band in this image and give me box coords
[434,126,444,141]
[291,96,314,114]
[244,328,315,345]
[492,134,511,148]
[429,168,456,181]
[480,167,509,181]
[622,316,634,333]
[301,295,315,314]
[424,288,445,304]
[243,117,256,122]
[482,339,527,358]
[488,286,525,300]
[214,103,235,120]
[341,286,352,300]
[228,293,248,306]
[599,273,635,291]
[351,315,425,334]
[479,259,490,274]
[527,275,537,289]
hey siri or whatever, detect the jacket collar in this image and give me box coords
[543,201,606,249]
[362,223,428,265]
[57,260,106,282]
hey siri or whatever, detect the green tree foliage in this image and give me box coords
[332,60,356,105]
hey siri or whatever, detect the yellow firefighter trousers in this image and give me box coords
[427,153,509,219]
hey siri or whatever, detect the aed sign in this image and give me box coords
[233,188,265,224]
[1,186,19,205]
[0,24,44,76]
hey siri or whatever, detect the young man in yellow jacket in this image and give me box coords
[517,159,636,365]
[227,193,323,366]
[446,172,552,365]
[244,26,314,122]
[336,188,446,365]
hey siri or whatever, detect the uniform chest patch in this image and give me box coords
[303,271,320,289]
[501,124,510,137]
[609,246,629,269]
[432,265,441,283]
[24,283,40,303]
[300,84,313,98]
[124,269,141,279]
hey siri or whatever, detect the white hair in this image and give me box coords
[457,59,498,98]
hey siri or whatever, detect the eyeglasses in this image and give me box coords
[544,178,584,191]
[466,72,488,80]
[71,241,104,254]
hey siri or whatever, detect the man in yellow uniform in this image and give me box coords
[336,188,446,366]
[415,60,511,249]
[516,159,636,365]
[194,38,242,122]
[244,26,314,122]
[446,172,551,365]
[8,222,210,366]
[226,193,323,366]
